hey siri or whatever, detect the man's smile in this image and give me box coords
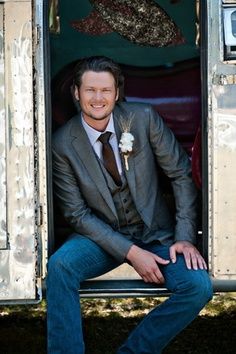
[91,104,106,109]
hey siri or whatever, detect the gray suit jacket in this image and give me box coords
[52,102,198,262]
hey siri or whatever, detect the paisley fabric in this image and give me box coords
[71,10,113,35]
[71,0,184,47]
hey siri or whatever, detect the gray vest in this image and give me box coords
[98,158,174,246]
[98,160,144,238]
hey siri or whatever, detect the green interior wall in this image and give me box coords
[50,0,199,78]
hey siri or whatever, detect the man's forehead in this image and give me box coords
[81,70,116,86]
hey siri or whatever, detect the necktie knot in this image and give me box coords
[98,132,112,144]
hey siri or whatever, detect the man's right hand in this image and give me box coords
[126,245,170,284]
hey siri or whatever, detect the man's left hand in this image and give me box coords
[169,241,207,270]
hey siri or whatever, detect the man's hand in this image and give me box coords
[126,245,170,284]
[169,241,207,270]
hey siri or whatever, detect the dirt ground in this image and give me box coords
[0,293,235,354]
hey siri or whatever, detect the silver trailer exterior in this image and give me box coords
[0,0,236,304]
[205,0,236,284]
[0,0,48,303]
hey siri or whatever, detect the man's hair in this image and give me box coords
[74,56,124,98]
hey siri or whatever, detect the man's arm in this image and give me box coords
[148,106,198,244]
[149,106,206,269]
[126,106,206,280]
[52,147,133,263]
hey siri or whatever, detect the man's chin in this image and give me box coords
[89,114,110,121]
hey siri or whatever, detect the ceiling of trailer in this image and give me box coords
[50,0,199,78]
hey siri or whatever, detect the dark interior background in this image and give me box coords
[49,0,202,251]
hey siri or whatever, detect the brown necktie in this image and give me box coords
[98,132,122,186]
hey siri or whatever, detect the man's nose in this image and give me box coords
[94,91,103,100]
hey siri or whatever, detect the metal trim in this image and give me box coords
[79,278,236,298]
[34,0,50,280]
[0,3,7,249]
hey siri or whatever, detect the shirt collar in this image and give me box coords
[81,113,115,147]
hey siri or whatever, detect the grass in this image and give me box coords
[0,293,235,353]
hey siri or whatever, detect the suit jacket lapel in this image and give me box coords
[113,107,137,202]
[70,115,118,219]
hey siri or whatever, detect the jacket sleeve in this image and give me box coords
[148,106,198,244]
[52,146,133,262]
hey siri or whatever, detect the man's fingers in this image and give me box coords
[168,241,208,271]
[154,270,165,284]
[149,273,163,284]
[129,246,168,283]
[183,249,192,269]
[183,249,208,270]
[146,271,164,284]
[154,254,170,265]
[142,275,149,283]
[140,263,165,284]
[187,251,198,270]
[196,255,207,270]
[169,246,177,264]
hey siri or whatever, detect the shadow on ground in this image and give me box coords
[0,294,235,354]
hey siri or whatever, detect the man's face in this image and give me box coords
[74,70,119,128]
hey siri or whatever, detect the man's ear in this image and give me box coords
[74,85,79,101]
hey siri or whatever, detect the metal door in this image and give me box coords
[204,0,236,283]
[0,0,48,303]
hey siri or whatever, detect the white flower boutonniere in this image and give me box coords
[118,114,134,171]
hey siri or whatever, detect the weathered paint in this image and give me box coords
[0,1,39,302]
[207,0,236,279]
[0,4,7,249]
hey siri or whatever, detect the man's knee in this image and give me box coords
[178,270,213,306]
[47,252,68,281]
[195,271,213,305]
[47,252,64,275]
[47,249,85,285]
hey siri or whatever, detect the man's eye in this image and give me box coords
[86,88,94,92]
[103,89,111,93]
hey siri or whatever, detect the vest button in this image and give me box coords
[125,209,130,214]
[123,198,127,203]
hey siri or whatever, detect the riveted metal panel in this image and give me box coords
[207,0,236,280]
[0,1,41,302]
[0,4,7,249]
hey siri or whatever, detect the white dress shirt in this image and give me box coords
[81,114,123,175]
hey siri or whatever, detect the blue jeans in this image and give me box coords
[46,235,213,354]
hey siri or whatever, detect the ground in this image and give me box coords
[0,293,235,354]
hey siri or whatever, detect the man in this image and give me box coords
[47,56,212,354]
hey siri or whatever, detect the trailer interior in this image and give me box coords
[47,0,209,296]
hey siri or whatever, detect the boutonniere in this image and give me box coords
[118,114,134,171]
